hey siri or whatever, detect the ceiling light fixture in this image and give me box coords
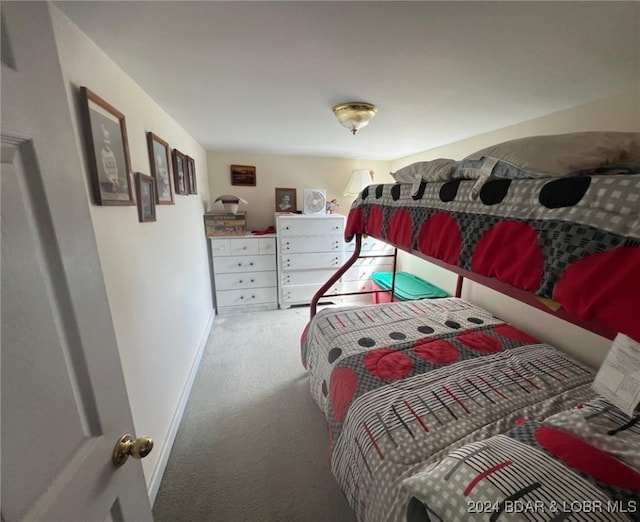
[332,102,378,135]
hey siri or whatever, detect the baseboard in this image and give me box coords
[148,308,215,504]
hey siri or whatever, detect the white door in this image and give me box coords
[1,3,153,521]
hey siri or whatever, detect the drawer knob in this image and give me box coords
[285,226,290,230]
[250,279,255,283]
[249,262,254,266]
[238,263,242,267]
[240,296,244,300]
[239,280,243,284]
[251,295,256,299]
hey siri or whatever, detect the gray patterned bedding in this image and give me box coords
[301,299,640,521]
[405,398,640,522]
[343,173,640,342]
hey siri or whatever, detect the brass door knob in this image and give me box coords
[112,434,154,468]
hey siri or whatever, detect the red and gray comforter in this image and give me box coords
[301,299,638,521]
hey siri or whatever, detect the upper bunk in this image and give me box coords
[329,131,640,342]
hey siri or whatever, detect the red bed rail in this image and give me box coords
[310,233,617,341]
[309,234,398,318]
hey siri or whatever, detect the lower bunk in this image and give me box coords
[301,298,640,521]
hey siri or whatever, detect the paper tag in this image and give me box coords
[592,333,640,416]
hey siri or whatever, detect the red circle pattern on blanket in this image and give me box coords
[458,331,504,353]
[471,221,545,292]
[364,348,414,380]
[413,339,460,364]
[494,324,540,344]
[417,212,462,264]
[535,425,640,490]
[329,367,359,422]
[345,182,640,342]
[387,209,414,250]
[555,247,640,342]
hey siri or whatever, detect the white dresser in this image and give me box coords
[341,236,396,304]
[276,214,345,309]
[210,234,277,315]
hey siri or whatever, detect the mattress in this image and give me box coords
[344,175,640,341]
[301,299,604,521]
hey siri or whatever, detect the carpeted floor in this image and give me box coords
[153,306,355,522]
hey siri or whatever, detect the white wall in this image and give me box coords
[51,5,214,494]
[392,88,640,369]
[206,151,393,231]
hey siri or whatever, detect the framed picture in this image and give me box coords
[146,132,174,205]
[172,148,188,195]
[275,187,297,213]
[79,86,134,205]
[135,173,157,223]
[230,164,256,186]
[186,155,197,195]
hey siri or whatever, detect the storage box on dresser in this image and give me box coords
[204,211,246,237]
[210,234,277,314]
[341,237,395,304]
[276,214,345,309]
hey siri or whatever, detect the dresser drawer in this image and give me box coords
[212,236,276,256]
[280,236,342,254]
[211,238,231,256]
[281,252,342,271]
[278,217,343,237]
[342,280,372,294]
[343,262,395,282]
[229,237,259,255]
[345,237,394,253]
[258,237,276,254]
[280,269,338,287]
[351,257,395,269]
[215,271,276,291]
[214,255,276,274]
[281,283,341,304]
[216,287,277,307]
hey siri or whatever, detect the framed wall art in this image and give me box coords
[186,155,197,195]
[79,86,135,205]
[172,148,188,195]
[134,173,157,223]
[275,187,296,213]
[230,164,256,187]
[146,131,174,204]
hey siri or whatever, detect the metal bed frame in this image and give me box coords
[310,233,618,341]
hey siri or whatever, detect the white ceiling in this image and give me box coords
[56,1,639,161]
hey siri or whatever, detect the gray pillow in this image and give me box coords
[464,131,640,177]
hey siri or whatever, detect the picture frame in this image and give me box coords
[134,173,157,223]
[275,187,297,213]
[172,148,188,195]
[79,86,135,205]
[230,164,256,186]
[186,155,197,195]
[146,132,174,205]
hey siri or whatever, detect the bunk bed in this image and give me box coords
[301,132,640,521]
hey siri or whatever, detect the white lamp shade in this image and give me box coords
[343,169,372,197]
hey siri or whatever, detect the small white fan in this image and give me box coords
[303,188,327,214]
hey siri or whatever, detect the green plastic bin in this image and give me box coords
[370,271,447,303]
